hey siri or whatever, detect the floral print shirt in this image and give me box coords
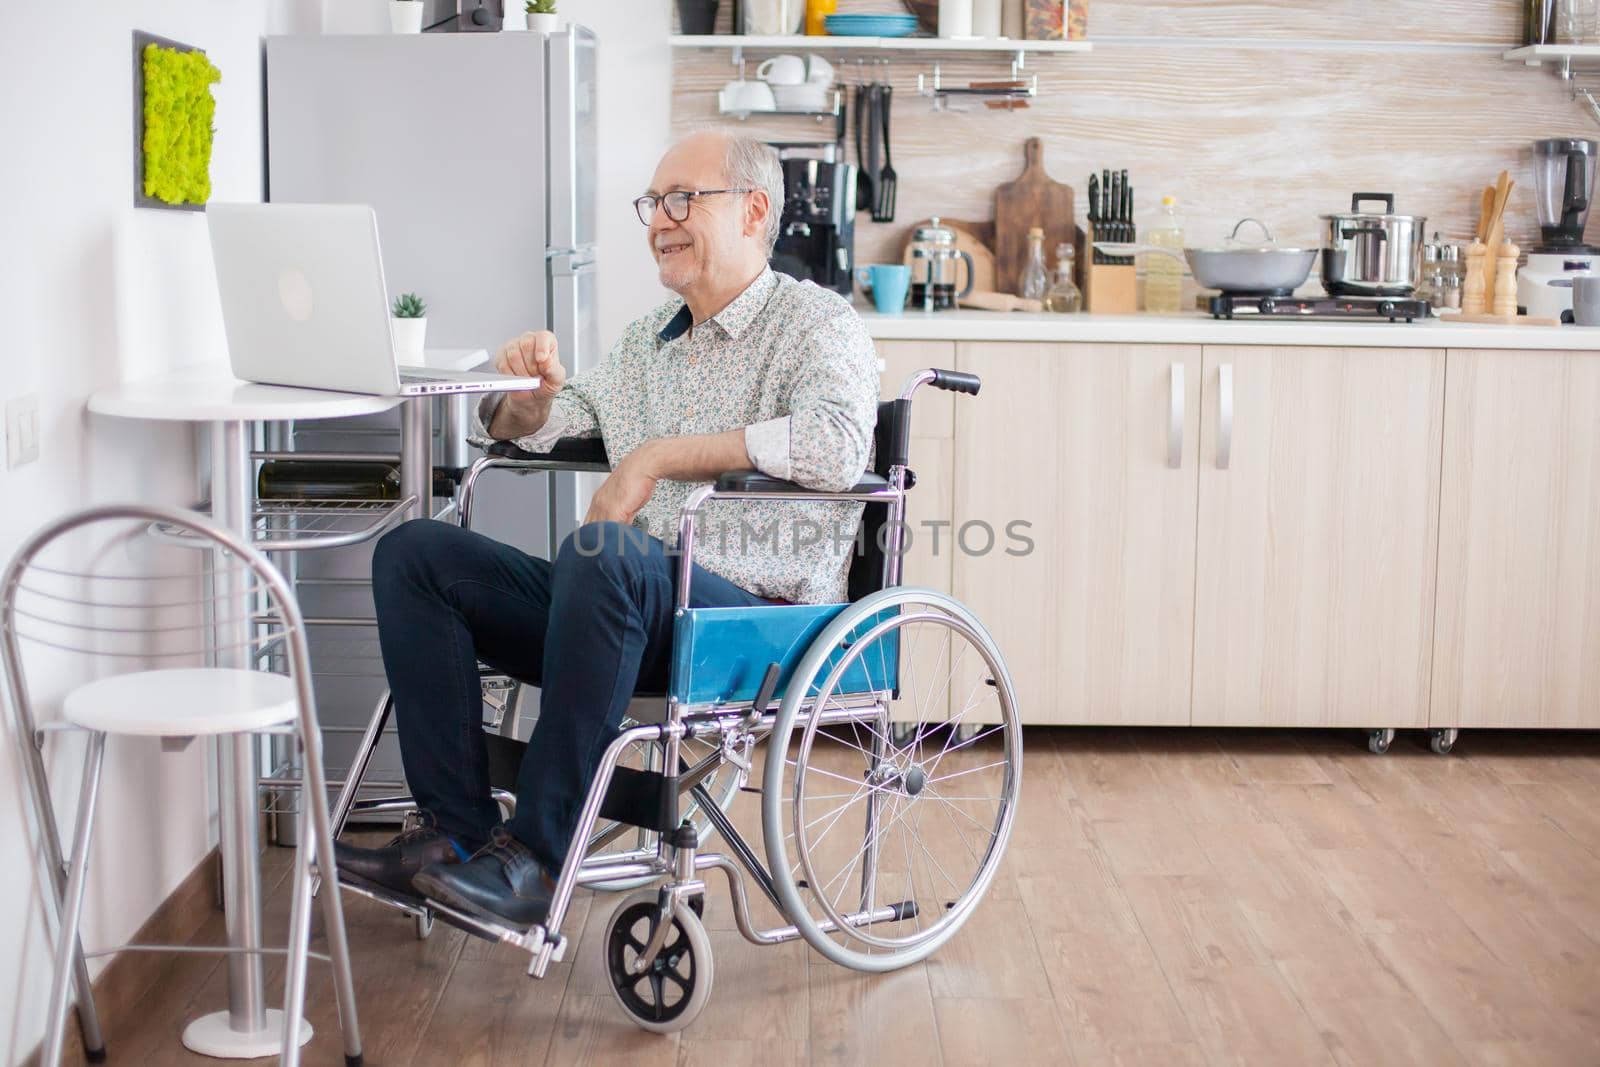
[472,269,879,604]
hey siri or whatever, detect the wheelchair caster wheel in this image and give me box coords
[604,889,713,1033]
[1429,728,1458,755]
[415,911,433,940]
[890,723,918,747]
[1367,728,1395,755]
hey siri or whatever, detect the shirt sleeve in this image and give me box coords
[466,341,619,452]
[765,307,879,493]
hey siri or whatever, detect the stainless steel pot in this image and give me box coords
[1095,218,1318,295]
[1320,193,1427,297]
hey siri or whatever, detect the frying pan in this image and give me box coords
[1095,218,1318,295]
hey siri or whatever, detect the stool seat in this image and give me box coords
[63,668,299,736]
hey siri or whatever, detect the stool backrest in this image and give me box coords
[0,504,314,737]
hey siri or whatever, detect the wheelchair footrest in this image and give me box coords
[599,766,679,834]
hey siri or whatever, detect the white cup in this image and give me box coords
[720,79,777,114]
[756,54,808,86]
[805,53,834,85]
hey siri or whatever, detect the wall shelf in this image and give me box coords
[1504,43,1600,67]
[671,33,1090,68]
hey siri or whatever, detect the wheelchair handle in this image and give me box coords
[928,369,981,396]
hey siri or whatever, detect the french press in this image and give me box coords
[909,217,975,311]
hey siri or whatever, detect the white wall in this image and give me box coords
[0,2,314,1061]
[0,4,666,1057]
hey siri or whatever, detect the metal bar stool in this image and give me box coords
[0,503,363,1066]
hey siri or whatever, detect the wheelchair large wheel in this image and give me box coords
[586,714,739,893]
[761,587,1021,973]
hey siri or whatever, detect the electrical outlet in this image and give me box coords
[6,394,39,469]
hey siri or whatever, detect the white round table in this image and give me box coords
[88,365,404,1059]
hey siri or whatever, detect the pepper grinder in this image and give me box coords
[1463,239,1488,315]
[1492,239,1520,318]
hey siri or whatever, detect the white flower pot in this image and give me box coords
[502,4,527,30]
[389,0,424,33]
[528,12,561,33]
[391,317,427,364]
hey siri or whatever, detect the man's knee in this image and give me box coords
[555,521,655,584]
[373,518,463,590]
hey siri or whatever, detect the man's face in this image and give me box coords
[644,135,763,294]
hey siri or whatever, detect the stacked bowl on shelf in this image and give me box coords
[822,12,919,37]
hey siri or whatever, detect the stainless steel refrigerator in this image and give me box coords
[267,27,598,544]
[263,28,599,827]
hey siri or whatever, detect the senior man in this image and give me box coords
[335,131,879,927]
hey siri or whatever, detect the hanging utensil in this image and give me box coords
[854,63,873,212]
[875,82,897,222]
[865,79,883,223]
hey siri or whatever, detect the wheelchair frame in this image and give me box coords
[327,368,1021,1028]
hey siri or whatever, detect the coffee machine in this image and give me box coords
[770,158,857,299]
[1518,137,1600,320]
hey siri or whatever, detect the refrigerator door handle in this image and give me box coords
[547,26,598,251]
[549,250,599,374]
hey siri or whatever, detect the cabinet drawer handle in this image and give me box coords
[1218,363,1233,470]
[1168,362,1184,469]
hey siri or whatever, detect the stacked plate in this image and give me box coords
[823,13,919,37]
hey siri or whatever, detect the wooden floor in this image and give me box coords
[61,727,1600,1066]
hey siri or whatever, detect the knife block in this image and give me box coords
[1086,262,1137,313]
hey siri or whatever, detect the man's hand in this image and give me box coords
[488,331,566,439]
[584,443,659,526]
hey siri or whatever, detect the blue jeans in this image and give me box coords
[371,518,768,873]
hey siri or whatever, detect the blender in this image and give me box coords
[1519,137,1600,319]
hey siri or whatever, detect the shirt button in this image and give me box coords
[686,406,696,419]
[688,354,698,366]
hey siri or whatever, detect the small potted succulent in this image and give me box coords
[526,0,560,33]
[391,292,427,363]
[389,0,424,33]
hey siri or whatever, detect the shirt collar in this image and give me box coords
[655,268,778,344]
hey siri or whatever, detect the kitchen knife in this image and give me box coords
[1089,173,1100,264]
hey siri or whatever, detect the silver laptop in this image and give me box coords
[207,203,542,397]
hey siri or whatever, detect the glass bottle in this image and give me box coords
[1020,226,1049,301]
[1044,243,1082,313]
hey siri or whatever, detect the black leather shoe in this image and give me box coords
[333,810,465,898]
[412,826,555,927]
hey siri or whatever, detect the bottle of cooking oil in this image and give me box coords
[1020,227,1049,302]
[1044,243,1081,313]
[1145,196,1184,313]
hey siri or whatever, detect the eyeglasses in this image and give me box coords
[633,188,753,226]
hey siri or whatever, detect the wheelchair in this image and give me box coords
[328,367,1022,1032]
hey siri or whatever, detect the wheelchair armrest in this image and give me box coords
[713,470,891,496]
[484,437,611,471]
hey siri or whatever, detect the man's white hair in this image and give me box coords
[719,133,785,254]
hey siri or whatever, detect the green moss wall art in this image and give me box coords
[133,31,221,211]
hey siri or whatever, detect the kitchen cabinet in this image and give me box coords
[1189,346,1445,728]
[950,341,1202,726]
[1431,349,1600,729]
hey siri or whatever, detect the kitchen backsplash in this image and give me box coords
[673,0,1598,287]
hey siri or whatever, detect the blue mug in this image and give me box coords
[856,264,911,315]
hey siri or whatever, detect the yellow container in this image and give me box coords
[806,0,837,34]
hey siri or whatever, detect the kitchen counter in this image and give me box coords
[855,308,1600,350]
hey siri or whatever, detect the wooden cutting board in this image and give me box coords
[899,217,998,295]
[993,137,1076,296]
